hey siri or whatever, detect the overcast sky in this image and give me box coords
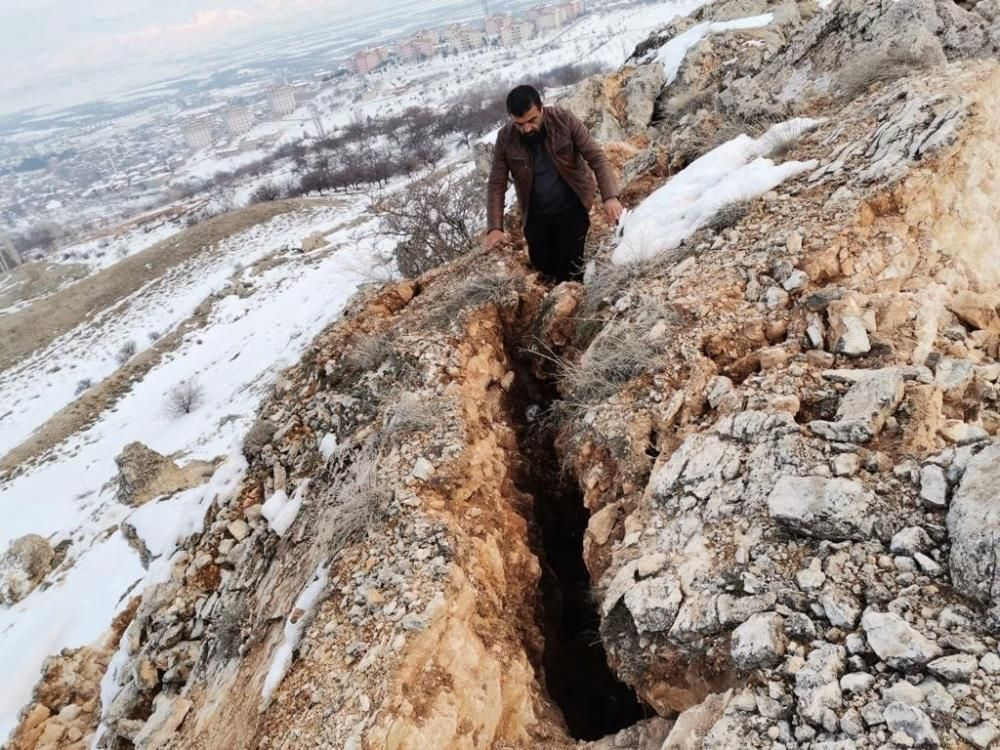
[0,0,388,114]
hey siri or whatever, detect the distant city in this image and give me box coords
[347,1,586,74]
[0,0,658,251]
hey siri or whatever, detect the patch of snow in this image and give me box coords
[260,480,308,538]
[319,433,338,460]
[0,532,144,741]
[128,454,246,558]
[613,118,821,265]
[0,222,379,738]
[261,561,330,705]
[651,13,776,84]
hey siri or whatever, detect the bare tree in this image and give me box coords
[369,170,485,277]
[249,182,282,203]
[166,379,205,417]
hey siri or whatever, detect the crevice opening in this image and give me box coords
[504,333,651,741]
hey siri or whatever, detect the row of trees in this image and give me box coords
[243,62,607,204]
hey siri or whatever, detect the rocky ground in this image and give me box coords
[5,0,1000,748]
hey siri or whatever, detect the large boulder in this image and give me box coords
[767,475,877,540]
[115,442,216,507]
[0,534,55,605]
[947,440,1000,606]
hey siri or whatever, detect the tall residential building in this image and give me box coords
[485,13,513,35]
[268,85,297,115]
[501,20,536,46]
[532,5,567,31]
[444,24,485,53]
[224,106,253,136]
[182,116,216,151]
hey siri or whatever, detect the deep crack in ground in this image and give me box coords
[503,307,651,741]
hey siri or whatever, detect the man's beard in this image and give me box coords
[519,128,544,145]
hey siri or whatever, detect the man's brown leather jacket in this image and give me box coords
[486,105,620,231]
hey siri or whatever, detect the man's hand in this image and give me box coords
[603,198,624,225]
[483,229,508,251]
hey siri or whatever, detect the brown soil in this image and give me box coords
[0,262,90,312]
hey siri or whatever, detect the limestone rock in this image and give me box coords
[947,440,1000,606]
[809,368,904,442]
[947,290,1000,333]
[919,464,948,507]
[890,526,932,555]
[958,721,1000,750]
[623,574,683,634]
[794,644,845,728]
[927,653,977,682]
[0,534,55,605]
[767,475,876,540]
[556,75,626,142]
[133,695,192,750]
[883,702,940,748]
[730,612,786,669]
[829,314,871,357]
[115,442,215,507]
[861,610,942,672]
[660,691,732,750]
[622,64,666,134]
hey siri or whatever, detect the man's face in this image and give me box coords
[512,105,544,137]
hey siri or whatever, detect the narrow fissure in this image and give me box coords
[504,332,651,741]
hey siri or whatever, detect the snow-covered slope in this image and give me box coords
[0,196,383,739]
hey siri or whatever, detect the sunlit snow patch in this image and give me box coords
[261,480,309,537]
[648,13,776,84]
[261,561,330,705]
[612,118,822,265]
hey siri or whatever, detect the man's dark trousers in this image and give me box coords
[523,201,590,283]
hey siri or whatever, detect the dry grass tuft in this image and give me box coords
[703,198,753,233]
[836,47,933,101]
[428,272,521,328]
[322,438,393,558]
[760,119,818,159]
[383,391,437,441]
[560,319,663,402]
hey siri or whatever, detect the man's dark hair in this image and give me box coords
[506,85,542,116]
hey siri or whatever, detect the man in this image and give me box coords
[484,84,623,282]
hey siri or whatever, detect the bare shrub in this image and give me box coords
[115,340,138,366]
[75,378,93,395]
[837,46,932,101]
[560,320,663,402]
[249,182,282,204]
[429,272,521,327]
[704,198,753,233]
[166,379,205,417]
[147,330,161,343]
[370,170,485,278]
[321,439,392,557]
